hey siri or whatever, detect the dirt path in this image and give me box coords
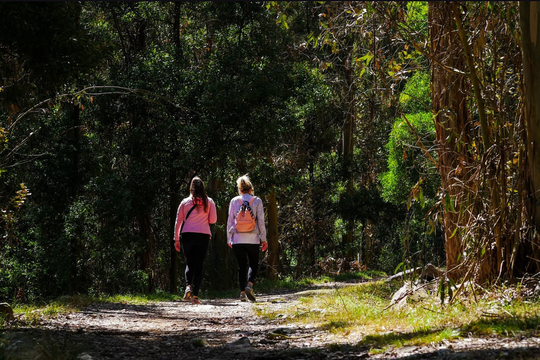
[6,287,540,359]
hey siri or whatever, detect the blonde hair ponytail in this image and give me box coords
[237,175,254,195]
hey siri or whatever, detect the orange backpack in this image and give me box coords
[235,197,256,232]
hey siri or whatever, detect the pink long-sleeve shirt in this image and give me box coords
[174,196,217,241]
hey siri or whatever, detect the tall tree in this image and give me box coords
[429,1,471,280]
[519,1,540,268]
[426,1,526,282]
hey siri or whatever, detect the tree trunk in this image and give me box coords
[429,1,471,280]
[169,2,184,294]
[169,164,180,294]
[139,214,155,293]
[266,189,279,281]
[453,2,501,283]
[172,2,183,63]
[69,104,81,294]
[519,2,540,269]
[206,177,236,290]
[296,234,305,279]
[363,222,372,269]
[342,48,355,260]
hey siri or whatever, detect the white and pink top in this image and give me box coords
[227,194,267,246]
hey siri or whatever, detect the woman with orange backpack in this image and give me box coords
[174,176,217,305]
[227,175,267,302]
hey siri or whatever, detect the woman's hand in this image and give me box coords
[175,240,180,252]
[261,241,268,252]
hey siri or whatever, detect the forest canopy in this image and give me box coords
[0,1,539,301]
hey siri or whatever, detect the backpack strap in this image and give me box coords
[180,204,197,233]
[238,197,256,207]
[237,197,256,217]
[247,197,256,219]
[185,204,197,220]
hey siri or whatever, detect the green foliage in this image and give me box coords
[380,77,443,272]
[399,71,432,114]
[1,1,341,299]
[381,111,437,205]
[0,2,107,106]
[405,2,429,38]
[0,1,440,300]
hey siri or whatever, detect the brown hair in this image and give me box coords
[190,176,208,212]
[236,174,254,195]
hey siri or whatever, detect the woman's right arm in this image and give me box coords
[226,199,236,245]
[174,201,185,242]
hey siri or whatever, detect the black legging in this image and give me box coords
[181,232,210,297]
[232,243,260,292]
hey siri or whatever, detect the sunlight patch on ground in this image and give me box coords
[255,279,540,353]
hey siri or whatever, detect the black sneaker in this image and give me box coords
[245,286,256,302]
[183,286,192,301]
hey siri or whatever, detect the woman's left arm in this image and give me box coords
[256,198,267,243]
[208,198,217,224]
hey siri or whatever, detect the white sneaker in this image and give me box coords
[183,286,192,301]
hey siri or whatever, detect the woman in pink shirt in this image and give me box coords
[174,177,217,304]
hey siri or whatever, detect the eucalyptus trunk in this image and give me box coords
[168,163,180,294]
[69,104,81,294]
[429,1,471,280]
[266,189,279,281]
[169,3,183,294]
[519,1,540,269]
[139,214,155,293]
[453,2,500,282]
[342,49,356,260]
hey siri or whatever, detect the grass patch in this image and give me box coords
[203,270,387,299]
[203,275,328,299]
[256,277,321,291]
[359,327,461,348]
[11,295,97,325]
[257,278,540,354]
[321,320,349,331]
[3,292,183,327]
[102,290,180,304]
[331,270,387,282]
[253,270,388,293]
[463,315,540,337]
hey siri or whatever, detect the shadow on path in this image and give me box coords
[3,285,540,359]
